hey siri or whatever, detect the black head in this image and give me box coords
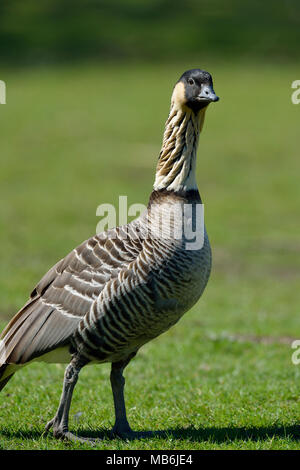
[173,69,219,112]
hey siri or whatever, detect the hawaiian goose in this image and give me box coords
[0,69,219,441]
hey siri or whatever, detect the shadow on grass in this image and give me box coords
[1,425,299,443]
[156,425,300,443]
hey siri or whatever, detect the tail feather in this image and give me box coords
[0,364,15,392]
[0,253,82,392]
[0,297,38,341]
[0,299,43,364]
[0,295,79,384]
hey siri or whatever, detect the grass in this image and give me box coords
[0,60,299,450]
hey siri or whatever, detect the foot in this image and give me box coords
[111,425,154,440]
[44,417,99,445]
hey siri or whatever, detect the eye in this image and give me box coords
[188,78,195,85]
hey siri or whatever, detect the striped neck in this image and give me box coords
[153,103,206,193]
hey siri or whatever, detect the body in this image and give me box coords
[72,191,212,364]
[0,69,218,441]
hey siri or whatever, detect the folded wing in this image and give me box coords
[0,227,143,367]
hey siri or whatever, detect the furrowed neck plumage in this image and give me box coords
[153,99,207,194]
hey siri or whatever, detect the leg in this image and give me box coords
[45,355,90,443]
[110,353,154,439]
[110,354,135,438]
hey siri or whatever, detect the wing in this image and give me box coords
[0,225,144,365]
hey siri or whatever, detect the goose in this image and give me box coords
[0,69,219,442]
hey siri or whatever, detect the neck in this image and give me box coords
[153,103,206,193]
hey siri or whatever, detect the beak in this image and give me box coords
[197,84,219,103]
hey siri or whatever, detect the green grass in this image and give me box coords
[0,61,299,450]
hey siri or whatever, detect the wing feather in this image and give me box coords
[0,228,144,366]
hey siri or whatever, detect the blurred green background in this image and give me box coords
[0,0,299,64]
[0,0,299,450]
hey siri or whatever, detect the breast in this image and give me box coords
[148,227,211,335]
[172,228,211,308]
[182,229,212,309]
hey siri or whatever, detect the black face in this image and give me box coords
[179,69,219,112]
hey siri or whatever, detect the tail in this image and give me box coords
[0,364,17,392]
[0,255,83,393]
[0,300,36,392]
[0,294,80,394]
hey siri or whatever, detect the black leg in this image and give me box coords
[45,355,92,443]
[110,353,136,438]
